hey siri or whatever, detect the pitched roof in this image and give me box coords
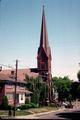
[6,87,32,94]
[0,73,32,95]
[16,89,32,94]
[0,68,38,81]
[39,6,49,56]
[0,73,12,81]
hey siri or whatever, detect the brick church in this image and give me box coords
[0,7,52,106]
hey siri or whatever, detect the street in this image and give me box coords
[36,108,80,119]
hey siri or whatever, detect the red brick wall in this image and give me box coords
[0,84,26,106]
[5,85,14,105]
[5,85,26,106]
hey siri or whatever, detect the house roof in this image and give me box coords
[0,73,32,95]
[16,89,32,94]
[0,68,38,81]
[6,87,32,94]
[0,73,12,81]
[0,73,28,89]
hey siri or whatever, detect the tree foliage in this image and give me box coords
[25,74,80,105]
[1,96,8,109]
[25,74,48,105]
[52,76,73,102]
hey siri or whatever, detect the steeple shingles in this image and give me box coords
[40,6,49,56]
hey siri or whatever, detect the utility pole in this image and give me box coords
[13,60,18,116]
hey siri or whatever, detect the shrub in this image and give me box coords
[1,96,8,109]
[30,103,38,108]
[0,96,13,110]
[49,103,59,108]
[0,104,12,110]
[25,98,30,104]
[19,104,27,110]
[18,103,38,110]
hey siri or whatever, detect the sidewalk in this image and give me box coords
[15,107,66,119]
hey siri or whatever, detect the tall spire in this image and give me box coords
[40,6,49,56]
[37,7,52,103]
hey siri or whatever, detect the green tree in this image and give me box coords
[25,75,48,105]
[70,82,79,100]
[77,84,80,100]
[1,96,8,109]
[52,76,73,102]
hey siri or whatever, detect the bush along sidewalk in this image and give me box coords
[17,103,39,110]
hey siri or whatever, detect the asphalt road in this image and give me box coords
[36,108,80,119]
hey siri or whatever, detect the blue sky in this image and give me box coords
[0,0,80,80]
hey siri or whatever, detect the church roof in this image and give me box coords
[38,6,51,60]
[40,6,49,56]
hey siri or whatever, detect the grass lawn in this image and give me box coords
[0,110,31,116]
[0,106,59,116]
[16,110,31,116]
[0,110,8,116]
[28,106,58,114]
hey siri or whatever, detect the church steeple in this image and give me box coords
[37,6,52,102]
[39,6,49,56]
[37,7,52,79]
[31,7,52,103]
